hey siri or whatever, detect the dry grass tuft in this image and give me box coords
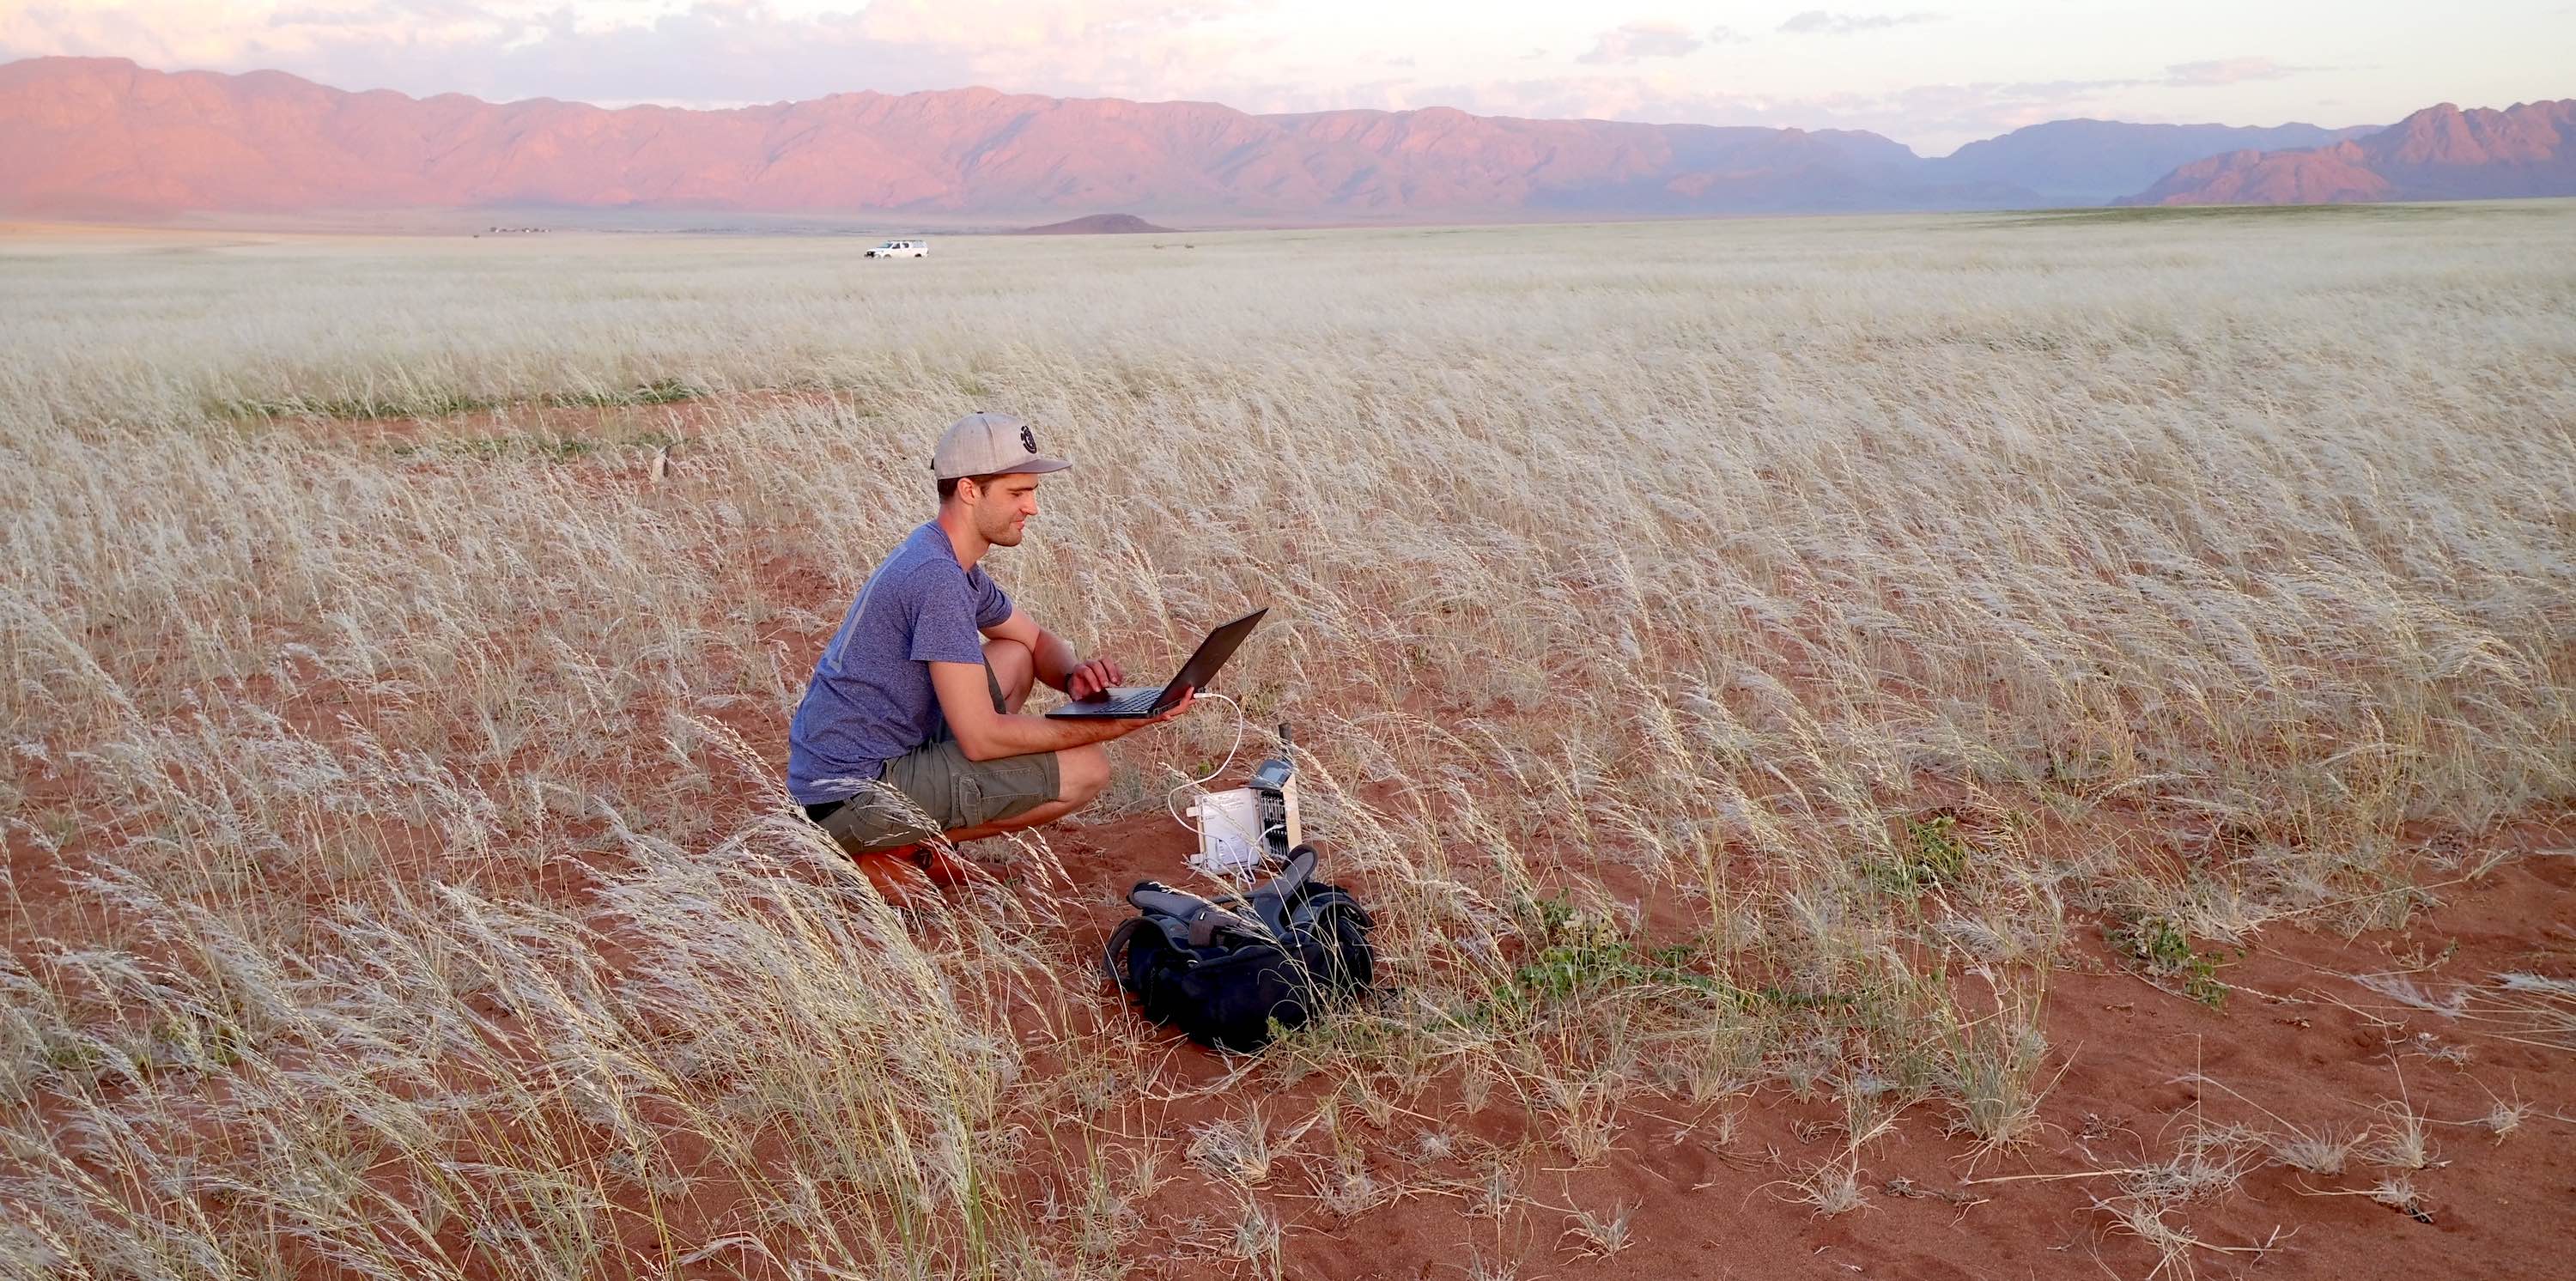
[2265,1125,2361,1175]
[1561,1199,1636,1256]
[2363,1100,2439,1171]
[1776,1158,1873,1217]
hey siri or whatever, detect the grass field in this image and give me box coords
[3,206,2573,1279]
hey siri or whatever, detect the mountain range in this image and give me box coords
[2123,99,2576,205]
[1,57,2567,223]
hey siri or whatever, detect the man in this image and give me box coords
[787,411,1194,900]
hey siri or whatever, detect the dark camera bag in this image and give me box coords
[1102,845,1375,1052]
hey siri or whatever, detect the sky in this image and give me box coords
[3,1,2569,155]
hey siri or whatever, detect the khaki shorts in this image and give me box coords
[814,667,1063,854]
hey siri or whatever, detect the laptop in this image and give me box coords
[1046,608,1267,719]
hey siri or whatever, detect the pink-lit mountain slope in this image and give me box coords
[12,56,2504,221]
[1936,118,2379,205]
[7,55,2228,222]
[0,57,2017,220]
[2123,100,2576,205]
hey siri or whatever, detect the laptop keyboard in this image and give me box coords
[1090,689,1165,713]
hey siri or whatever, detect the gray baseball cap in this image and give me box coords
[933,410,1072,481]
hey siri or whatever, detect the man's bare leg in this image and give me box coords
[942,741,1109,843]
[984,635,1036,712]
[899,639,1106,883]
[902,744,1109,889]
[848,644,1099,901]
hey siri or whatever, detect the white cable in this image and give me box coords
[1163,691,1249,837]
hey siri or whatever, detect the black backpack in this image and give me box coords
[1101,845,1376,1053]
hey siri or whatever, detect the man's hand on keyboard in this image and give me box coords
[1069,657,1124,701]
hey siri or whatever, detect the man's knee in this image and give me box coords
[984,636,1036,700]
[1057,743,1110,807]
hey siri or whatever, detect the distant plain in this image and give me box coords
[3,205,2573,1279]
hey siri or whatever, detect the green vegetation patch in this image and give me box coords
[1995,202,2470,228]
[391,428,682,464]
[540,377,702,409]
[1866,813,1974,895]
[209,377,702,422]
[1479,895,1734,1020]
[2105,911,2237,1008]
[210,390,504,421]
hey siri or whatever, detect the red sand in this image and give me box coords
[1043,810,2576,1280]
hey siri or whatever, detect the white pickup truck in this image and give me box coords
[865,239,928,258]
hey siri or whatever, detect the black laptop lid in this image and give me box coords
[1153,608,1267,709]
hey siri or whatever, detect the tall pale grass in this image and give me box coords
[3,206,2572,1277]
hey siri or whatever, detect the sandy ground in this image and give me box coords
[1030,810,2574,1280]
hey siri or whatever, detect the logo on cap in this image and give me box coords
[1019,424,1037,453]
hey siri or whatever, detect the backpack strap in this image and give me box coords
[1293,885,1375,931]
[1102,914,1209,990]
[1230,844,1319,940]
[1247,846,1318,903]
[1129,882,1216,919]
[1101,919,1145,988]
[1133,880,1263,948]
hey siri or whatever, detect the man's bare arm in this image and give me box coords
[984,608,1122,699]
[930,661,1188,762]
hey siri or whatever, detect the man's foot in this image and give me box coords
[917,844,992,889]
[850,843,933,908]
[849,842,993,907]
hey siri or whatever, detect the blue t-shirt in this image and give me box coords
[787,523,1014,804]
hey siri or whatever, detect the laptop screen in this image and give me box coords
[1155,608,1268,708]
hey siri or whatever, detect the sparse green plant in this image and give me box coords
[1562,1199,1634,1256]
[1224,1190,1283,1272]
[1934,971,2055,1151]
[2106,913,2235,1007]
[1872,813,1973,893]
[1485,895,1723,1014]
[543,376,702,408]
[1776,1157,1870,1217]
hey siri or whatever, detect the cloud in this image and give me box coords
[856,0,1249,52]
[1576,21,1703,65]
[1777,10,1943,36]
[0,2,1268,108]
[2161,57,2315,87]
[1867,77,2130,142]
